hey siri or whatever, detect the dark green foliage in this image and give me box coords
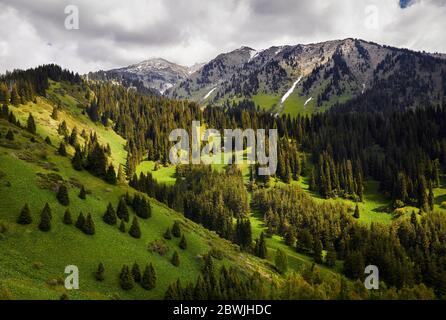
[163,227,172,240]
[44,136,52,145]
[179,235,187,250]
[171,221,181,238]
[141,263,156,290]
[56,185,69,206]
[275,248,288,274]
[128,217,141,239]
[10,84,20,106]
[235,219,252,249]
[116,198,129,222]
[119,265,134,290]
[353,204,360,219]
[105,164,117,185]
[254,232,267,259]
[95,263,105,281]
[5,130,14,141]
[171,251,180,267]
[26,113,36,134]
[78,186,86,200]
[313,237,323,264]
[60,293,69,300]
[38,203,52,232]
[82,213,95,235]
[131,263,141,283]
[119,220,126,233]
[58,142,67,156]
[63,209,73,225]
[132,194,152,219]
[75,212,85,230]
[325,243,337,268]
[85,142,107,178]
[17,204,32,225]
[72,147,83,171]
[103,202,117,225]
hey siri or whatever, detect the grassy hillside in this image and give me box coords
[0,84,275,300]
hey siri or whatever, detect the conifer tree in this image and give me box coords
[10,84,20,106]
[117,164,126,184]
[75,212,85,230]
[95,263,105,281]
[63,209,73,225]
[5,129,14,141]
[78,186,86,200]
[128,217,141,239]
[172,221,181,238]
[17,204,32,225]
[72,147,83,171]
[39,203,52,232]
[103,202,117,225]
[119,265,134,290]
[428,182,434,211]
[83,213,95,235]
[179,235,187,250]
[119,220,126,233]
[58,142,67,156]
[117,198,129,222]
[353,204,360,219]
[163,227,172,240]
[45,136,52,145]
[0,83,9,105]
[275,248,288,274]
[131,263,141,283]
[171,251,180,267]
[254,232,267,259]
[105,164,117,185]
[141,263,156,290]
[313,237,323,264]
[26,113,36,134]
[56,185,70,206]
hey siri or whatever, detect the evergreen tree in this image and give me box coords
[313,236,323,264]
[141,263,156,290]
[117,198,129,222]
[83,213,95,235]
[103,202,117,225]
[39,203,52,232]
[105,164,117,185]
[119,220,126,233]
[72,147,83,171]
[428,182,434,211]
[0,83,10,105]
[163,227,172,240]
[131,263,141,283]
[5,129,14,141]
[119,265,134,290]
[95,263,105,281]
[75,212,85,230]
[172,221,181,238]
[17,204,32,225]
[26,113,36,134]
[128,217,141,239]
[417,175,429,211]
[58,142,67,156]
[275,248,288,275]
[179,235,187,250]
[325,243,337,268]
[10,84,20,106]
[353,204,360,219]
[117,164,126,184]
[171,251,180,267]
[63,209,73,225]
[254,232,267,259]
[44,136,52,145]
[56,185,70,206]
[78,186,86,200]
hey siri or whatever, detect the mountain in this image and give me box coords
[88,58,196,95]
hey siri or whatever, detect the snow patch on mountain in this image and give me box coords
[281,77,303,104]
[203,87,217,99]
[304,97,313,106]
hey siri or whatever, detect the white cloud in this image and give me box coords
[0,0,445,74]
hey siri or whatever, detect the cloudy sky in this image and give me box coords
[0,0,445,74]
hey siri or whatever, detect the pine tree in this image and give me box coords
[105,164,117,185]
[275,248,288,274]
[72,147,83,171]
[141,263,156,290]
[17,204,32,225]
[131,263,141,283]
[0,83,10,105]
[56,185,70,206]
[254,232,267,259]
[83,213,95,235]
[417,175,429,211]
[163,227,172,240]
[26,113,36,134]
[58,142,67,156]
[172,221,181,238]
[428,182,434,211]
[128,217,141,239]
[171,251,180,267]
[117,198,129,222]
[51,107,59,120]
[119,265,134,290]
[78,186,86,200]
[39,203,52,232]
[63,209,73,225]
[313,237,323,264]
[95,263,105,281]
[119,220,126,233]
[179,235,187,250]
[117,164,126,184]
[10,84,20,106]
[45,136,52,145]
[103,203,117,225]
[325,243,337,268]
[5,129,14,141]
[75,212,85,230]
[353,204,360,219]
